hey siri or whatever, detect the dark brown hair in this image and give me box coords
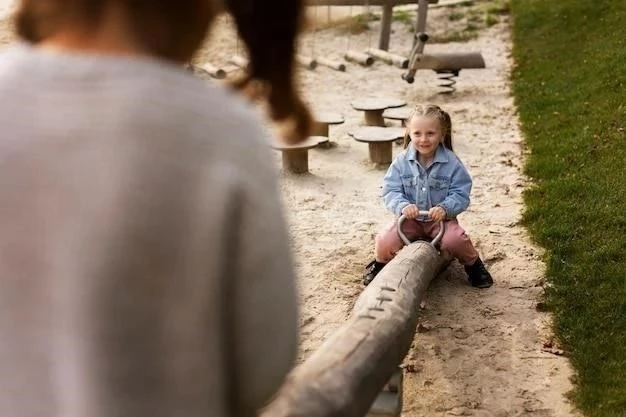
[15,0,215,63]
[14,0,312,142]
[402,104,453,151]
[224,0,312,143]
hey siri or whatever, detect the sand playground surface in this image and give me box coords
[0,3,582,416]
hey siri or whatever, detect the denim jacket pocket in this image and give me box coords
[401,175,416,201]
[428,176,450,205]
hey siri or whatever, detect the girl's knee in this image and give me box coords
[440,222,470,250]
[375,227,403,262]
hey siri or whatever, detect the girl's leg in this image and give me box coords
[375,218,426,262]
[423,220,493,288]
[424,220,479,265]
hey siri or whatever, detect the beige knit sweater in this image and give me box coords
[0,44,298,417]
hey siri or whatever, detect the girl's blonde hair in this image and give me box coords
[402,104,453,151]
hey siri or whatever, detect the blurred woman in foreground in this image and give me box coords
[0,1,310,416]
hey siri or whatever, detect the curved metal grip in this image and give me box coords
[397,210,445,248]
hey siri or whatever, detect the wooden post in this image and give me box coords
[364,110,386,126]
[312,122,330,137]
[368,142,393,165]
[379,2,394,51]
[270,137,320,174]
[282,150,309,174]
[415,0,429,38]
[260,243,451,417]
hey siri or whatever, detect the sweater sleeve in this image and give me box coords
[225,127,298,416]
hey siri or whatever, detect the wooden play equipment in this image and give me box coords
[307,0,439,51]
[306,0,485,93]
[350,126,405,165]
[297,8,346,72]
[351,98,406,126]
[261,213,450,417]
[312,112,345,148]
[383,106,411,126]
[366,47,409,69]
[401,0,486,93]
[270,137,321,174]
[313,112,345,137]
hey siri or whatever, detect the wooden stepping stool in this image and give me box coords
[383,107,412,127]
[351,98,406,127]
[270,137,320,174]
[312,112,345,148]
[313,112,345,137]
[350,126,405,165]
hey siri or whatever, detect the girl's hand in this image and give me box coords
[429,206,446,222]
[401,204,419,219]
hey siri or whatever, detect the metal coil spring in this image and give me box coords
[436,70,459,94]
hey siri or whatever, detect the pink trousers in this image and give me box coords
[375,218,479,265]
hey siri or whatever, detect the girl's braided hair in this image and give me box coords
[402,104,453,151]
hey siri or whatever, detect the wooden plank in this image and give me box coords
[260,243,451,417]
[412,52,486,70]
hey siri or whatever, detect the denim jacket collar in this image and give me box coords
[406,144,450,165]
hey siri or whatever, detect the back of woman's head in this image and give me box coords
[15,0,216,62]
[15,0,312,143]
[402,104,453,151]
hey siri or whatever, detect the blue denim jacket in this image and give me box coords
[382,144,472,217]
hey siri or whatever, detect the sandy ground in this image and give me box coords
[0,3,582,416]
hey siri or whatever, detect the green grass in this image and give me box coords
[393,9,413,25]
[432,0,510,43]
[510,0,626,415]
[325,12,379,35]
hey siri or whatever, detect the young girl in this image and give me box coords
[363,104,493,289]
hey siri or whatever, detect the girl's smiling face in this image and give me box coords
[407,115,443,159]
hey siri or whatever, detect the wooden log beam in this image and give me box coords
[317,57,347,72]
[345,50,374,66]
[261,242,451,417]
[297,55,318,70]
[366,48,409,68]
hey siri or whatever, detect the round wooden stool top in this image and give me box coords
[314,112,345,125]
[350,98,406,112]
[350,126,405,142]
[270,137,320,151]
[383,107,412,122]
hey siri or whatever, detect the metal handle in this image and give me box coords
[397,210,445,248]
[402,32,429,83]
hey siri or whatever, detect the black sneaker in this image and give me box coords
[464,258,494,288]
[363,260,386,286]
